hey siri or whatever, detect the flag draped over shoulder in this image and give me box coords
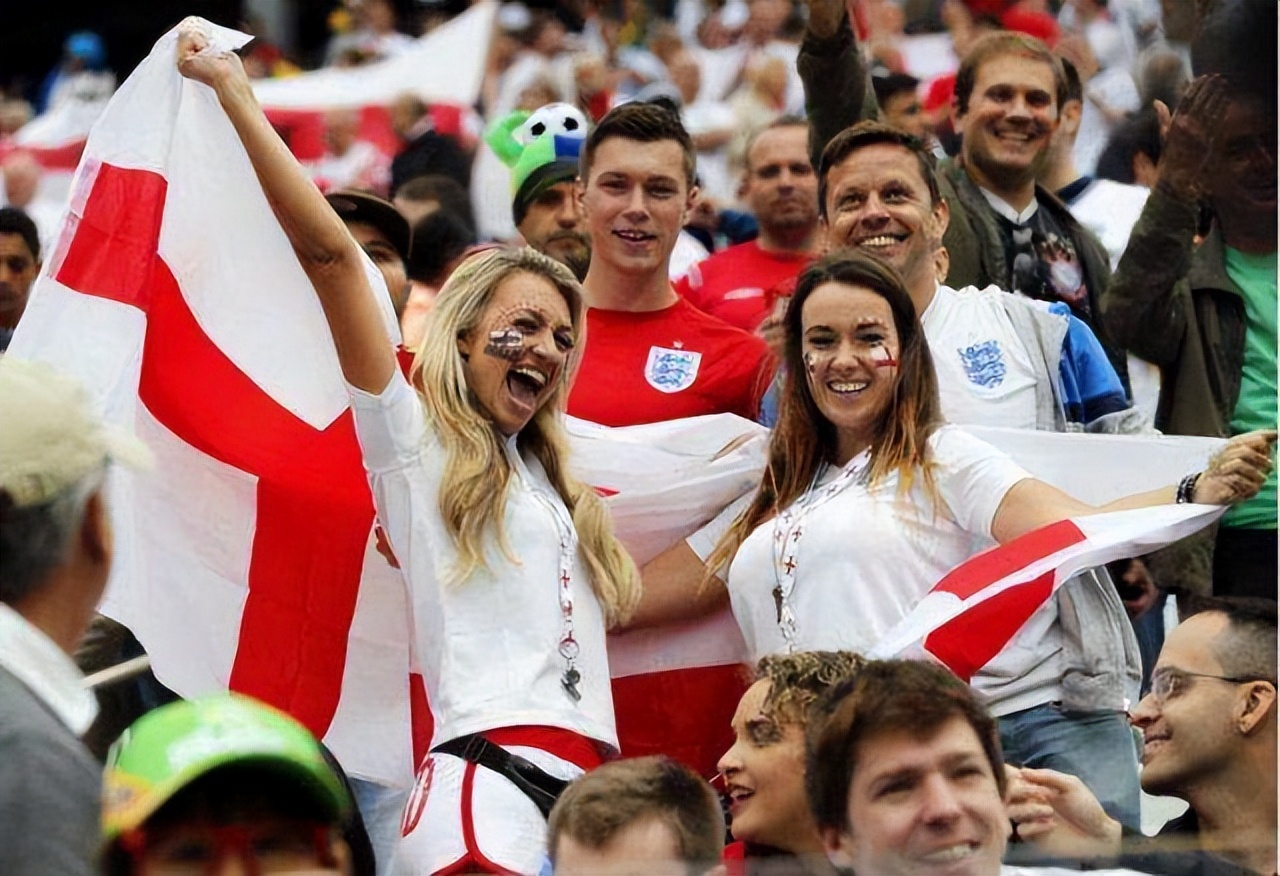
[8,19,415,788]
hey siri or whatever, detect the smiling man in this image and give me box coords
[567,101,772,428]
[1102,0,1278,601]
[807,659,1013,876]
[795,0,1125,387]
[1128,598,1276,874]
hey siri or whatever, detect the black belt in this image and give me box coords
[432,733,569,819]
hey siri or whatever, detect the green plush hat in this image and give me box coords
[485,102,589,226]
[102,693,349,841]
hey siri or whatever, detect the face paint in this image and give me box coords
[484,326,525,361]
[479,302,576,365]
[868,342,898,368]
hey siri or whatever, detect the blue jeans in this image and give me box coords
[349,777,411,876]
[998,703,1140,830]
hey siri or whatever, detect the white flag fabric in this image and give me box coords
[870,504,1227,678]
[251,3,495,111]
[9,19,415,788]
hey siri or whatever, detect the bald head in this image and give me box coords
[2,153,41,209]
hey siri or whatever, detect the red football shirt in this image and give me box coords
[675,240,812,332]
[567,297,774,426]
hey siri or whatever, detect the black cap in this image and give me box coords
[325,190,412,263]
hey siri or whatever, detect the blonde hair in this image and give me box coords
[411,247,640,625]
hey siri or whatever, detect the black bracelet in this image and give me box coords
[1176,472,1202,504]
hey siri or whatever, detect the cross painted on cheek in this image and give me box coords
[869,342,898,368]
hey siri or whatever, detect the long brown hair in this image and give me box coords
[707,252,942,575]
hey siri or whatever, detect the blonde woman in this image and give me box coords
[177,26,640,876]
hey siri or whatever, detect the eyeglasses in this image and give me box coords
[1146,667,1276,706]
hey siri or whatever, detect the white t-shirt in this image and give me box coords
[349,374,617,750]
[921,285,1069,713]
[921,284,1042,431]
[726,427,1029,661]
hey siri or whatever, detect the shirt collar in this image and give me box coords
[979,187,1039,225]
[0,603,98,735]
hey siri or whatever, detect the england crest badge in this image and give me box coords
[958,339,1007,388]
[645,345,702,393]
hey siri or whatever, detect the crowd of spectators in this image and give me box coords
[0,0,1276,874]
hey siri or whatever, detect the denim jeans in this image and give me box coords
[349,777,411,876]
[998,703,1141,830]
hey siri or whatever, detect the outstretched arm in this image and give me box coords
[175,23,395,394]
[991,430,1276,544]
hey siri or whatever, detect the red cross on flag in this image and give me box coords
[8,20,419,789]
[871,503,1226,679]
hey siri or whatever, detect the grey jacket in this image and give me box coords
[993,294,1143,713]
[0,666,102,876]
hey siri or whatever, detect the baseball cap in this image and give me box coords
[0,357,151,509]
[103,693,350,841]
[326,190,412,263]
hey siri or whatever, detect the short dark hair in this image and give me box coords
[395,174,476,233]
[0,206,40,261]
[408,210,476,286]
[806,659,1006,834]
[871,71,920,106]
[1182,595,1278,683]
[817,121,941,219]
[547,756,723,871]
[953,31,1067,117]
[580,101,697,189]
[1060,57,1083,105]
[1095,106,1162,184]
[1192,0,1278,110]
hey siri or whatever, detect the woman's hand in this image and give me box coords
[176,19,247,95]
[1193,429,1277,505]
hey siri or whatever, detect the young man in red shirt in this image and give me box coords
[567,102,773,427]
[566,102,774,779]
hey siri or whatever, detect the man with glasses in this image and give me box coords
[1128,597,1276,874]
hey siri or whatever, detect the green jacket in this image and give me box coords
[1101,186,1246,439]
[1100,187,1251,596]
[798,18,1127,389]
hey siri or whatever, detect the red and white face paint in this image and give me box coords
[798,282,902,463]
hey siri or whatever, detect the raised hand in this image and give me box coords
[1154,74,1229,201]
[802,0,848,40]
[176,18,247,94]
[1193,429,1277,505]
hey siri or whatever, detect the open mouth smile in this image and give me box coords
[506,365,550,409]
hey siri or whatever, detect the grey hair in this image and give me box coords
[0,467,105,605]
